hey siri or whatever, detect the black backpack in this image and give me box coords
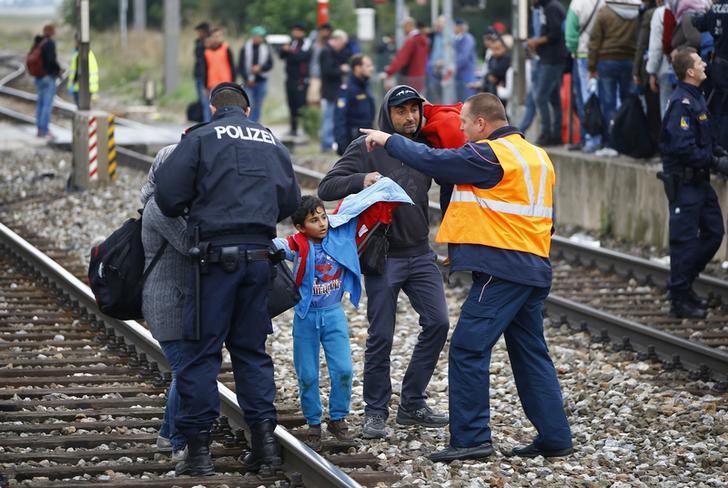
[88,210,167,320]
[610,94,656,159]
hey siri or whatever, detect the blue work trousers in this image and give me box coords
[448,273,572,450]
[319,98,335,152]
[158,339,186,451]
[35,75,55,135]
[195,78,212,123]
[363,251,449,417]
[534,63,564,141]
[247,79,268,123]
[176,245,276,437]
[596,59,634,147]
[668,182,724,296]
[293,304,353,425]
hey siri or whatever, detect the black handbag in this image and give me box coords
[268,260,300,317]
[359,224,389,275]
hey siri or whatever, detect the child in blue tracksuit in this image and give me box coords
[274,179,412,448]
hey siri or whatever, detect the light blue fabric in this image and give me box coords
[274,177,413,319]
[293,303,352,425]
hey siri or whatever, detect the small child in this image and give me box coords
[275,196,362,449]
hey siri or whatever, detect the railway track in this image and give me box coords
[0,222,402,487]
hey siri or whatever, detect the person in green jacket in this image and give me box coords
[68,34,99,107]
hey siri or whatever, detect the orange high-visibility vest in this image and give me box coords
[436,133,555,258]
[205,42,233,89]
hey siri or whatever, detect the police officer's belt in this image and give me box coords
[682,167,710,185]
[205,247,271,263]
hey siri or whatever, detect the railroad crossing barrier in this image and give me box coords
[71,110,111,189]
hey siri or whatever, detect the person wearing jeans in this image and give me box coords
[239,26,274,123]
[588,0,640,152]
[527,0,568,146]
[139,144,191,462]
[30,23,60,138]
[596,59,634,145]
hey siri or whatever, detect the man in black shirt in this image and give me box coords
[527,0,568,146]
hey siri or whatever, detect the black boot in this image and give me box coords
[687,289,709,309]
[670,298,706,319]
[241,419,282,473]
[175,429,215,477]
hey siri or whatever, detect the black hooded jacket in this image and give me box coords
[318,85,432,258]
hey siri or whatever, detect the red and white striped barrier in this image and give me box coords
[88,116,98,181]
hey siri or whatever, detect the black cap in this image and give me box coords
[195,21,210,32]
[210,82,250,107]
[291,22,306,31]
[388,86,424,107]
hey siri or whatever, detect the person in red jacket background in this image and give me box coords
[381,17,430,93]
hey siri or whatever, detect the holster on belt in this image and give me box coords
[657,171,679,203]
[187,227,209,341]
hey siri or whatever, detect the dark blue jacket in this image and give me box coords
[384,126,553,288]
[154,105,301,242]
[694,1,728,62]
[659,82,714,174]
[334,74,375,155]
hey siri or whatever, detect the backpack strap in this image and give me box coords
[140,241,169,283]
[580,1,600,37]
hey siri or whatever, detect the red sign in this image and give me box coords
[318,0,329,26]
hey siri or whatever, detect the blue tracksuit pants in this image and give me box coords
[176,245,276,436]
[293,304,353,425]
[448,273,572,450]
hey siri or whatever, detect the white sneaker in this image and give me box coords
[595,147,618,158]
[171,446,188,462]
[156,436,171,451]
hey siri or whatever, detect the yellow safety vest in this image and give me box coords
[69,49,99,94]
[436,133,555,258]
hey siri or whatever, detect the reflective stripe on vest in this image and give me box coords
[205,43,233,89]
[435,134,555,257]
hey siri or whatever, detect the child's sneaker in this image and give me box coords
[327,418,353,441]
[305,424,322,451]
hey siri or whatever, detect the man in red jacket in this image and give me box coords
[382,17,430,93]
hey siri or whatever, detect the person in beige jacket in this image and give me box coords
[587,0,640,156]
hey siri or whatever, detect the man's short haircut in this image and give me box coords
[350,53,367,69]
[210,84,250,110]
[673,47,698,82]
[291,195,325,227]
[331,29,349,43]
[465,93,507,123]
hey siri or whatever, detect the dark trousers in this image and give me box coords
[286,78,307,133]
[668,182,724,296]
[534,62,564,141]
[176,245,276,437]
[448,273,572,449]
[363,251,449,417]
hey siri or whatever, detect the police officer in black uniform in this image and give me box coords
[154,82,300,475]
[334,53,376,155]
[659,47,728,319]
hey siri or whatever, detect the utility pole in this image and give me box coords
[511,0,528,120]
[77,0,90,110]
[163,0,180,95]
[133,0,146,31]
[395,0,405,48]
[441,0,456,103]
[431,0,439,25]
[119,0,128,48]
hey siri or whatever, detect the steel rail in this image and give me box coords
[551,234,728,304]
[0,222,361,488]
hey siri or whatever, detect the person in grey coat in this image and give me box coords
[140,143,191,461]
